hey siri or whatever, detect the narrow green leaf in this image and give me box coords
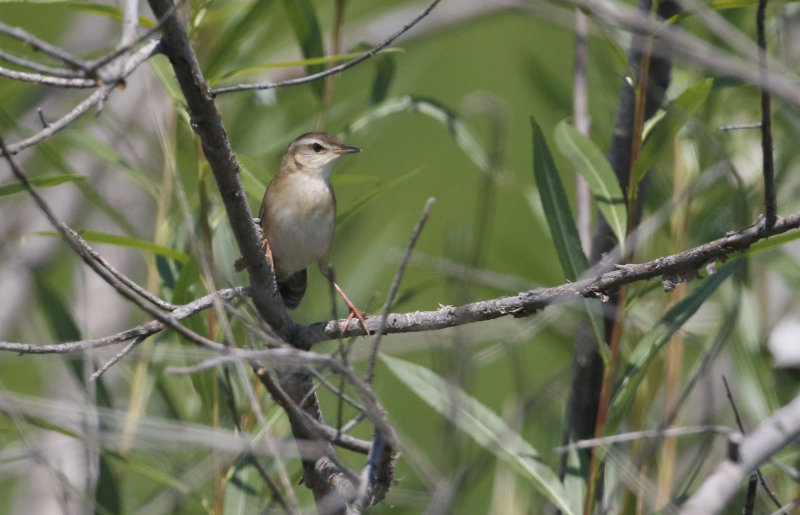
[281,0,325,99]
[554,121,627,250]
[531,117,588,281]
[632,78,713,188]
[223,457,262,515]
[336,167,423,225]
[204,0,275,81]
[36,230,190,263]
[0,174,86,198]
[344,96,491,174]
[608,261,738,430]
[96,455,121,515]
[382,354,580,515]
[370,46,396,105]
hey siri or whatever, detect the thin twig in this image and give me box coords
[0,49,81,78]
[0,66,98,88]
[90,335,147,381]
[365,197,435,384]
[0,21,87,71]
[2,40,160,156]
[554,425,733,453]
[0,287,247,354]
[0,136,230,354]
[722,376,786,513]
[717,122,761,131]
[212,0,441,95]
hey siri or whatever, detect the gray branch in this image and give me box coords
[295,211,800,345]
[679,392,800,514]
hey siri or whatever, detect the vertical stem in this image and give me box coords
[574,8,593,255]
[757,0,776,227]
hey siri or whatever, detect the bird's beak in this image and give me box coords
[335,145,362,155]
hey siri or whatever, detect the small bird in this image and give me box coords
[258,132,369,332]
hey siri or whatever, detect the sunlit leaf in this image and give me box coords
[204,0,274,81]
[608,261,738,430]
[554,121,627,251]
[345,96,491,173]
[0,174,86,198]
[531,117,588,281]
[382,354,580,515]
[337,167,423,225]
[35,230,190,263]
[632,78,713,188]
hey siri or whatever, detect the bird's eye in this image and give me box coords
[312,143,324,153]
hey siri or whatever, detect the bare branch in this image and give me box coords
[0,139,232,354]
[365,197,435,384]
[0,287,246,355]
[0,21,87,71]
[680,392,800,515]
[0,66,98,88]
[554,425,733,453]
[2,39,160,157]
[0,49,82,78]
[211,0,441,95]
[296,211,800,345]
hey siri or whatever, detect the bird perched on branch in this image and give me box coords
[258,132,369,333]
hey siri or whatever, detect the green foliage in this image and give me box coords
[531,117,588,281]
[2,1,800,513]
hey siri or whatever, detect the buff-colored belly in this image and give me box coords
[264,173,334,278]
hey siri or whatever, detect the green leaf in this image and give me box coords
[204,0,275,81]
[382,354,580,515]
[554,121,627,251]
[0,1,155,27]
[344,96,491,174]
[632,78,713,189]
[96,455,121,515]
[608,261,738,430]
[370,46,396,105]
[0,174,86,198]
[223,457,262,515]
[337,166,423,225]
[531,117,588,281]
[281,0,325,99]
[35,230,190,263]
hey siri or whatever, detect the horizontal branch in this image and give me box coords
[294,211,800,346]
[0,66,97,88]
[0,287,247,354]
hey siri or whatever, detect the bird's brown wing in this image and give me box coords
[278,269,307,310]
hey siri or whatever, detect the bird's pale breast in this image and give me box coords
[263,172,335,279]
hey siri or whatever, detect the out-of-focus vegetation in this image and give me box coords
[1,0,800,513]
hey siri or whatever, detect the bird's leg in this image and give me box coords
[263,237,274,269]
[333,281,370,335]
[321,264,370,334]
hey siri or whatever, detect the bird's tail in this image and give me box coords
[278,269,307,310]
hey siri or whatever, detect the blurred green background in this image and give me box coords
[2,0,800,513]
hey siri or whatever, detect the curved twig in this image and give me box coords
[211,0,441,95]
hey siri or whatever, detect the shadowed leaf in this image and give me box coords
[383,354,581,515]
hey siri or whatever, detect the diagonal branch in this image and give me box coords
[211,0,441,95]
[2,39,160,157]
